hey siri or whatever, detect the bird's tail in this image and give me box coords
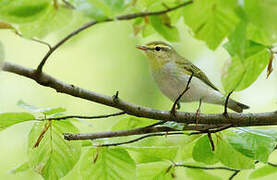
[227,99,250,113]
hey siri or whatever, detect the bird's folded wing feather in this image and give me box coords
[176,59,219,91]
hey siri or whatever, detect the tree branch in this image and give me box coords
[38,111,125,121]
[3,61,277,127]
[64,124,218,141]
[97,132,185,147]
[36,0,193,73]
[174,163,239,172]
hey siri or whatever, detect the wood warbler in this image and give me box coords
[137,41,249,113]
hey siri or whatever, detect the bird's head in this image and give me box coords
[136,41,179,70]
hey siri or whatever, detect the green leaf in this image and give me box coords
[19,6,84,39]
[10,161,30,174]
[17,100,66,115]
[249,165,277,179]
[27,120,81,180]
[192,135,219,165]
[69,0,107,20]
[137,162,174,180]
[245,0,277,45]
[247,23,275,46]
[126,146,178,163]
[42,107,66,116]
[149,15,180,42]
[0,0,50,23]
[80,147,136,180]
[161,121,185,131]
[215,138,255,169]
[112,116,156,131]
[227,128,277,162]
[70,0,129,19]
[179,135,201,160]
[224,20,248,59]
[222,42,270,92]
[183,0,239,49]
[0,112,35,131]
[185,168,221,180]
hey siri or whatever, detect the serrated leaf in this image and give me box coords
[28,120,81,180]
[10,161,30,174]
[249,164,277,179]
[227,128,277,162]
[149,15,180,42]
[192,135,219,165]
[215,138,255,169]
[137,162,174,180]
[80,147,136,180]
[126,146,178,163]
[222,42,270,92]
[0,112,35,131]
[183,0,239,50]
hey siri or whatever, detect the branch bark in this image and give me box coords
[2,61,277,127]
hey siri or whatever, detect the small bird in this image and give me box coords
[136,41,249,113]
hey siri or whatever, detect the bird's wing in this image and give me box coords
[176,59,219,91]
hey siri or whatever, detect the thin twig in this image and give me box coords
[38,111,125,121]
[174,163,238,172]
[36,0,193,73]
[224,91,233,118]
[268,162,277,167]
[229,170,240,180]
[33,120,52,148]
[97,132,185,147]
[207,132,215,151]
[190,124,232,135]
[62,0,75,9]
[171,72,194,116]
[16,32,52,50]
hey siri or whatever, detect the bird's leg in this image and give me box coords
[195,99,202,127]
[223,91,233,119]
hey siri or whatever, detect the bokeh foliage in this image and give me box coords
[0,0,277,179]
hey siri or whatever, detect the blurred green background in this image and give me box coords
[0,18,277,179]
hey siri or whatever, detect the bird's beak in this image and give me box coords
[136,45,148,51]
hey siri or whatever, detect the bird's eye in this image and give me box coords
[155,46,161,51]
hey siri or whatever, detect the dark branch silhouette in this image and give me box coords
[38,111,125,121]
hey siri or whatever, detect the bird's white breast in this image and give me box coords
[151,62,224,104]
